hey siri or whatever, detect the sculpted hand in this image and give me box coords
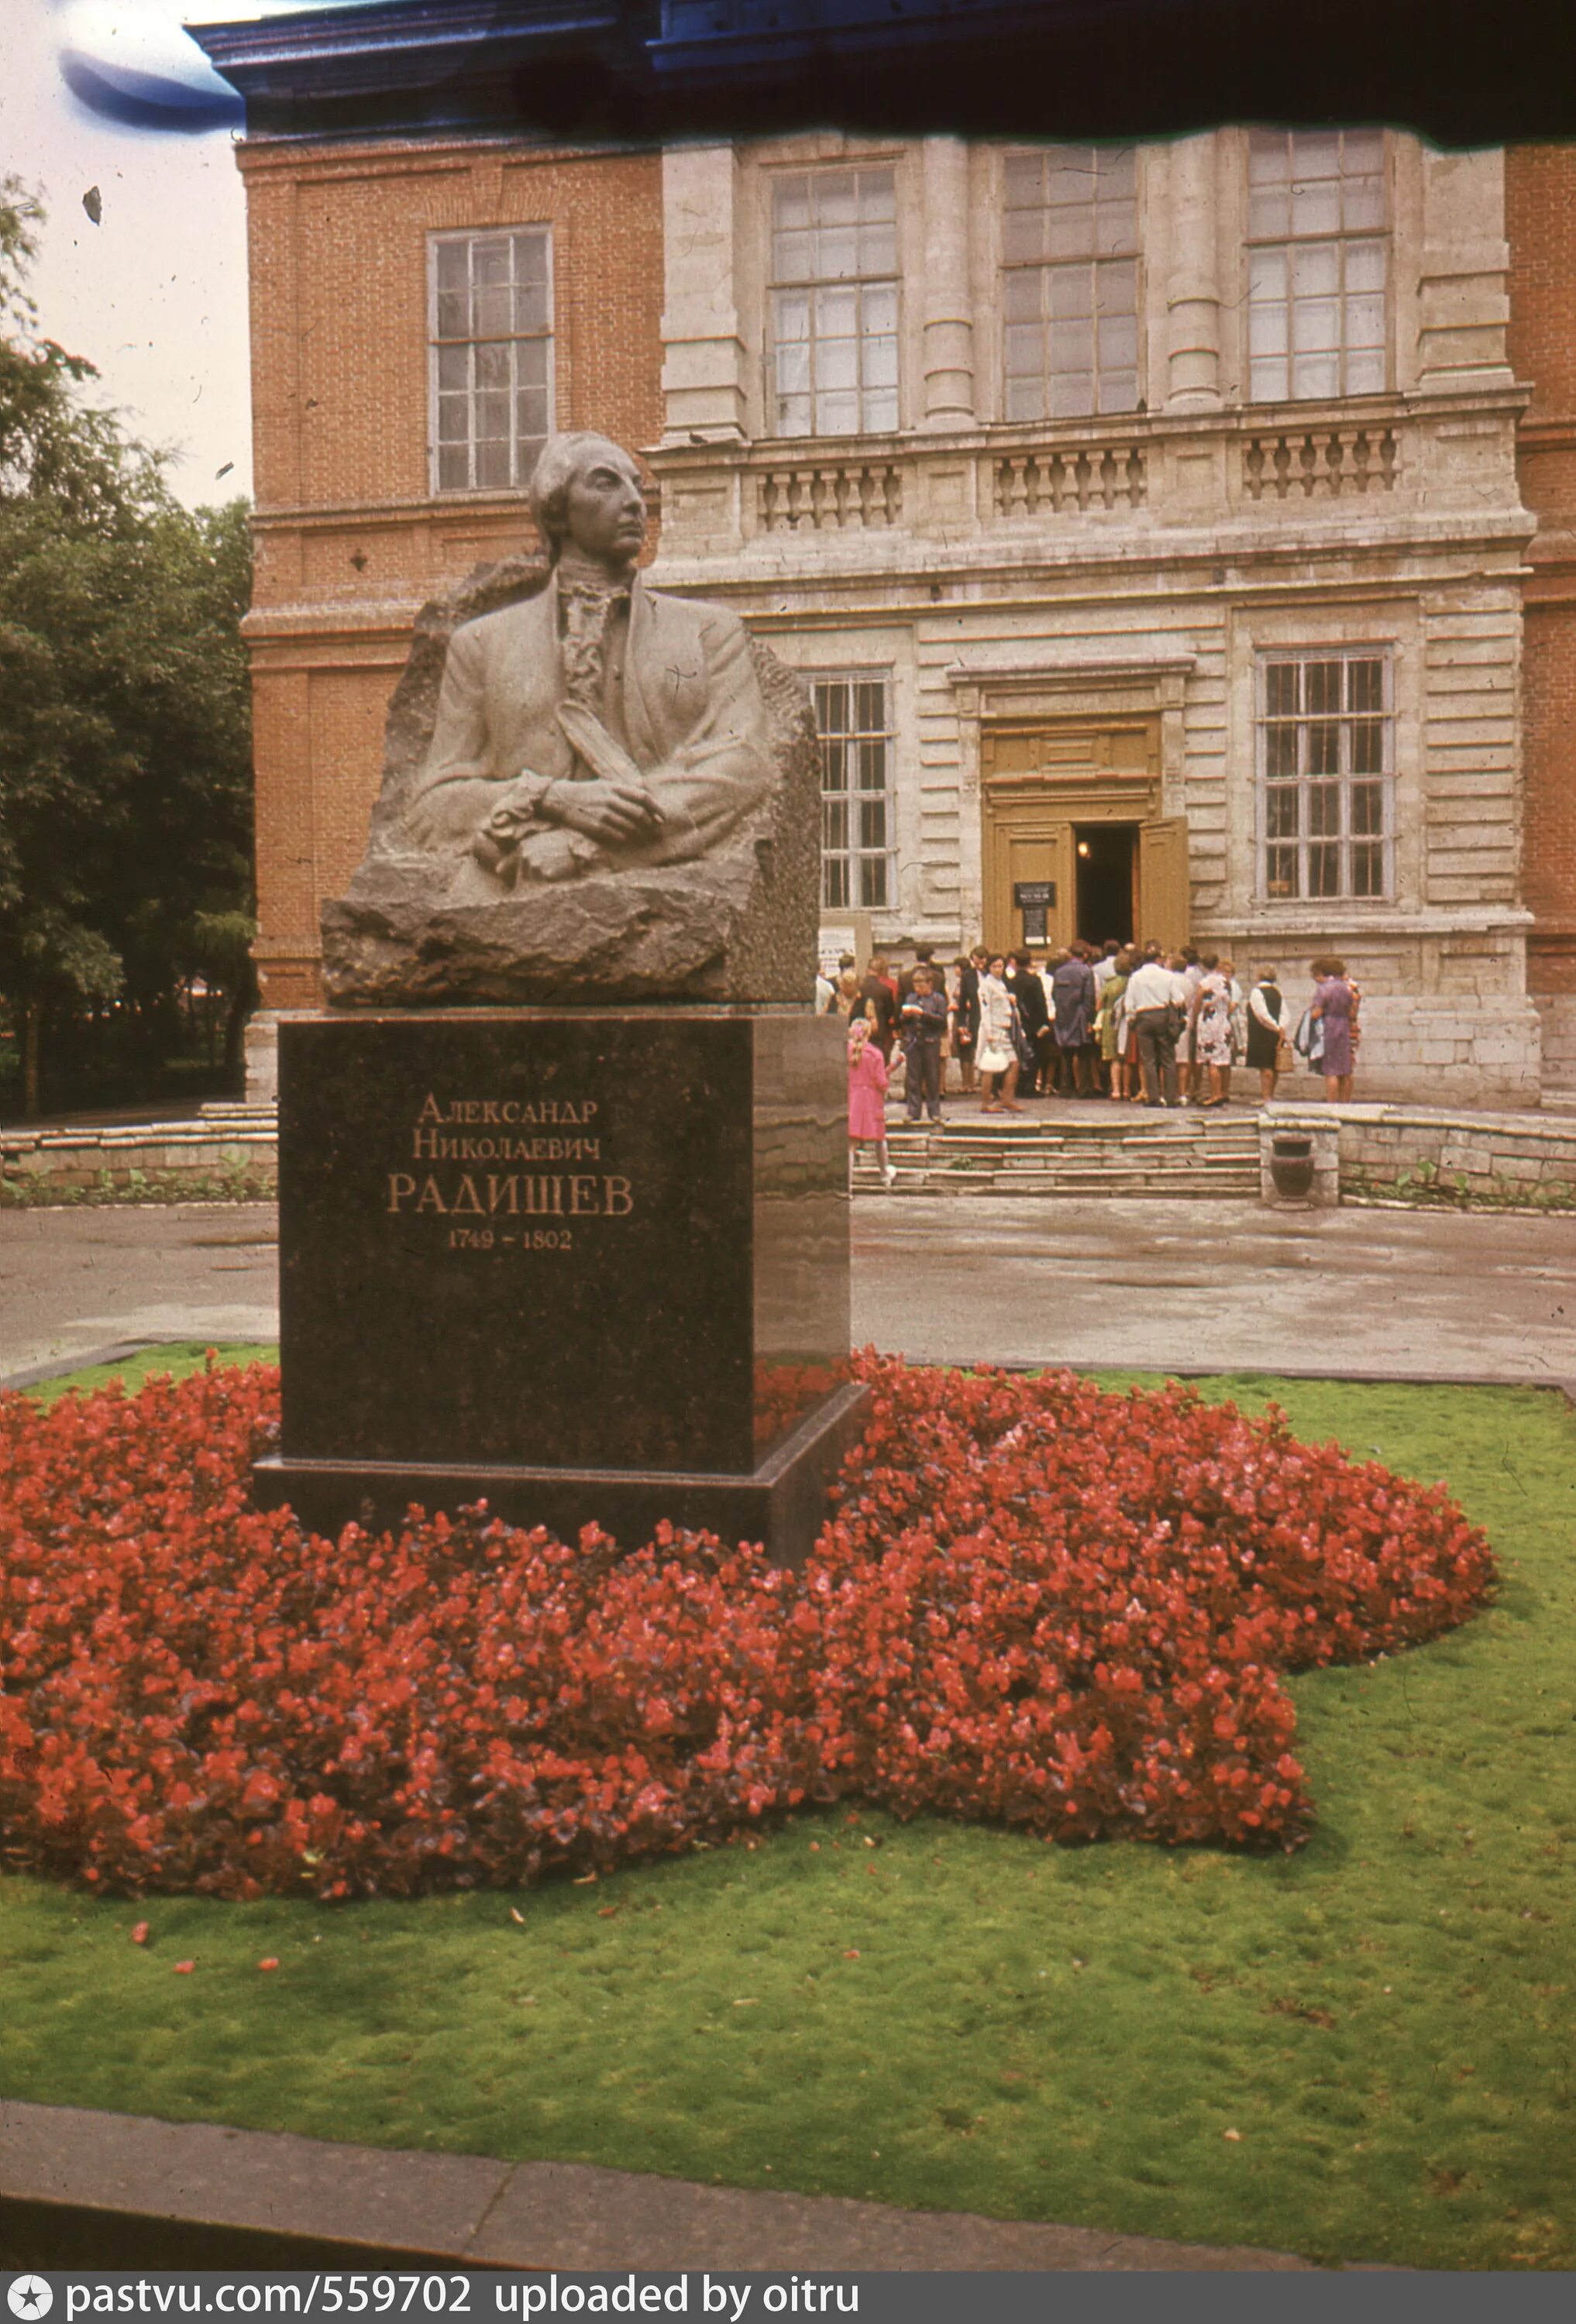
[542,776,664,846]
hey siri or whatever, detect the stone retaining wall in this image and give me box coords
[1,1121,277,1202]
[1263,1102,1576,1207]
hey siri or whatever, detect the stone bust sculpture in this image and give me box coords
[322,431,819,1006]
[401,433,774,892]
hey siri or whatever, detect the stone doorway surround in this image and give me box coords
[949,653,1195,956]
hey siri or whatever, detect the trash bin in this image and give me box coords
[1269,1132,1316,1200]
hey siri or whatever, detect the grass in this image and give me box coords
[2,1353,1574,2268]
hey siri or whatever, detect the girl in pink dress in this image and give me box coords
[848,1012,896,1188]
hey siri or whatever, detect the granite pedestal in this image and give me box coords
[253,1007,864,1566]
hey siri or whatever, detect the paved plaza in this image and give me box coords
[4,1193,1575,1387]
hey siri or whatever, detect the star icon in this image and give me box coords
[7,2281,53,2322]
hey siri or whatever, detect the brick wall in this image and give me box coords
[1506,146,1576,1040]
[239,138,666,1012]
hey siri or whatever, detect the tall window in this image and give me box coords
[1259,651,1392,901]
[814,674,894,910]
[1247,131,1387,403]
[1001,146,1139,421]
[769,168,899,436]
[429,229,552,493]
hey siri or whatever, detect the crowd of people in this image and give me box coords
[828,943,1362,1174]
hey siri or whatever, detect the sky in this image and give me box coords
[2,2,347,509]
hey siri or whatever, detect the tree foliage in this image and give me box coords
[0,177,254,1114]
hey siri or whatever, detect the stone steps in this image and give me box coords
[854,1108,1263,1196]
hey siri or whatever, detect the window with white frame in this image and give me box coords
[429,229,552,493]
[1259,650,1392,902]
[769,168,899,436]
[814,674,896,910]
[1247,131,1387,403]
[1001,145,1139,421]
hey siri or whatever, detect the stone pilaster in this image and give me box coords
[920,137,976,429]
[659,144,750,445]
[1417,147,1515,393]
[1165,133,1223,411]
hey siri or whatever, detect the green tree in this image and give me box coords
[0,177,254,1117]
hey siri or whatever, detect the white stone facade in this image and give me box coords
[645,132,1540,1105]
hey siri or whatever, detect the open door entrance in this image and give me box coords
[1073,825,1137,945]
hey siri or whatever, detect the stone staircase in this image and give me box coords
[852,1105,1263,1197]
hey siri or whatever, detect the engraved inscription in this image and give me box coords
[387,1091,635,1246]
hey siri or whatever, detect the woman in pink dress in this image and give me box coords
[848,1011,896,1187]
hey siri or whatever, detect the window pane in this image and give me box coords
[1350,717,1385,775]
[438,444,469,491]
[1249,301,1289,358]
[1348,658,1384,713]
[862,279,898,335]
[774,175,810,231]
[1003,203,1046,264]
[860,222,898,276]
[773,289,811,343]
[1004,267,1043,321]
[1351,780,1385,835]
[1098,312,1137,373]
[773,228,813,280]
[817,337,859,393]
[476,438,510,490]
[1266,845,1300,898]
[1308,842,1341,896]
[1248,184,1292,239]
[1307,720,1341,774]
[1265,787,1299,840]
[1258,653,1392,902]
[1048,205,1094,260]
[1305,661,1343,715]
[1351,841,1385,896]
[1292,351,1340,399]
[864,334,899,390]
[437,343,469,392]
[1248,246,1289,304]
[1265,725,1299,780]
[514,279,549,335]
[1265,662,1300,717]
[1308,782,1341,837]
[1292,177,1341,237]
[818,225,859,281]
[859,856,889,909]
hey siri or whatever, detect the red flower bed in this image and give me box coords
[0,1357,1494,1898]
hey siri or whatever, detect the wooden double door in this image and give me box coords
[981,716,1189,959]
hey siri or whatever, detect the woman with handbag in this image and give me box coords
[1310,955,1361,1102]
[1245,966,1287,1101]
[976,954,1025,1114]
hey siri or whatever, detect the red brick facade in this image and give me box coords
[1507,145,1576,999]
[238,138,665,1010]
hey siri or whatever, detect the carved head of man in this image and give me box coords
[529,432,647,573]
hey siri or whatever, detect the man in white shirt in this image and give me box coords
[1124,946,1187,1106]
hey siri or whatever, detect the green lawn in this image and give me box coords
[2,1355,1573,2269]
